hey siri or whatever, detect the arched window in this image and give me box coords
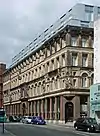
[91,74,94,85]
[82,73,88,87]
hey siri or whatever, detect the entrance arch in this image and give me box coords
[65,102,73,123]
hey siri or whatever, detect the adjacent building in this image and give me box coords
[90,84,100,123]
[90,17,100,123]
[3,3,96,123]
[0,63,6,108]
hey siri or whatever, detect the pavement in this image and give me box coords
[0,123,99,136]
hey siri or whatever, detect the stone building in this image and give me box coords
[0,63,6,108]
[3,25,94,123]
[3,3,94,123]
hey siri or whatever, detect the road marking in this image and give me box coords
[73,131,91,136]
[4,129,17,136]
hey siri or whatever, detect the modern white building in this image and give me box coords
[94,18,100,84]
[90,18,100,123]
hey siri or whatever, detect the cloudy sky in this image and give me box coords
[0,0,100,67]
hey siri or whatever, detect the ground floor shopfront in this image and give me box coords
[4,94,90,123]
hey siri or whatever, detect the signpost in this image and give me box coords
[0,108,5,133]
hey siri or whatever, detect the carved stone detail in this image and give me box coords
[65,29,71,46]
[77,35,82,47]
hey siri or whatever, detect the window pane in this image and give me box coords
[82,78,86,87]
[82,55,87,67]
[72,55,77,66]
[82,39,86,47]
[71,37,76,46]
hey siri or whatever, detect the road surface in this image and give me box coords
[0,123,99,136]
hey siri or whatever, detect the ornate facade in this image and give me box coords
[3,26,94,123]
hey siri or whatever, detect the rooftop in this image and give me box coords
[9,3,97,68]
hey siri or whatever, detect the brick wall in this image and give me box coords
[0,63,6,108]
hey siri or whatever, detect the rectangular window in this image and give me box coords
[82,38,87,47]
[86,12,93,21]
[72,53,77,66]
[56,57,59,68]
[98,7,100,17]
[82,77,87,87]
[98,7,100,13]
[82,54,87,67]
[51,60,54,70]
[85,5,93,12]
[71,37,76,46]
[47,62,49,72]
[62,54,65,66]
[98,85,100,91]
[73,79,76,87]
[85,6,94,21]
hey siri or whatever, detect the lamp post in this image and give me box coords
[2,93,4,134]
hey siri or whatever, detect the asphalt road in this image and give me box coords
[1,123,100,136]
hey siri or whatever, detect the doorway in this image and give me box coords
[65,102,73,123]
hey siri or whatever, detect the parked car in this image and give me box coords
[22,116,32,124]
[14,116,21,122]
[9,116,18,122]
[74,117,100,132]
[31,116,46,125]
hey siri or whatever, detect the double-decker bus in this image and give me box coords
[0,108,7,123]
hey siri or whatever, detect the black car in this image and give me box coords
[74,117,100,132]
[9,116,18,122]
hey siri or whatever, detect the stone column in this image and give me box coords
[45,98,47,120]
[54,58,57,70]
[87,96,90,117]
[87,35,92,48]
[72,96,80,120]
[55,97,57,120]
[59,37,62,49]
[78,77,82,88]
[19,103,23,115]
[32,101,34,116]
[45,47,47,58]
[30,101,33,116]
[34,101,36,116]
[37,101,39,116]
[88,53,92,68]
[50,44,52,55]
[27,102,30,115]
[15,105,16,115]
[50,97,52,120]
[66,50,72,66]
[54,39,57,52]
[12,105,14,115]
[41,100,43,117]
[60,96,63,120]
[17,104,19,115]
[59,55,62,67]
[87,77,91,87]
[66,29,71,46]
[9,105,11,116]
[78,53,82,67]
[77,34,82,47]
